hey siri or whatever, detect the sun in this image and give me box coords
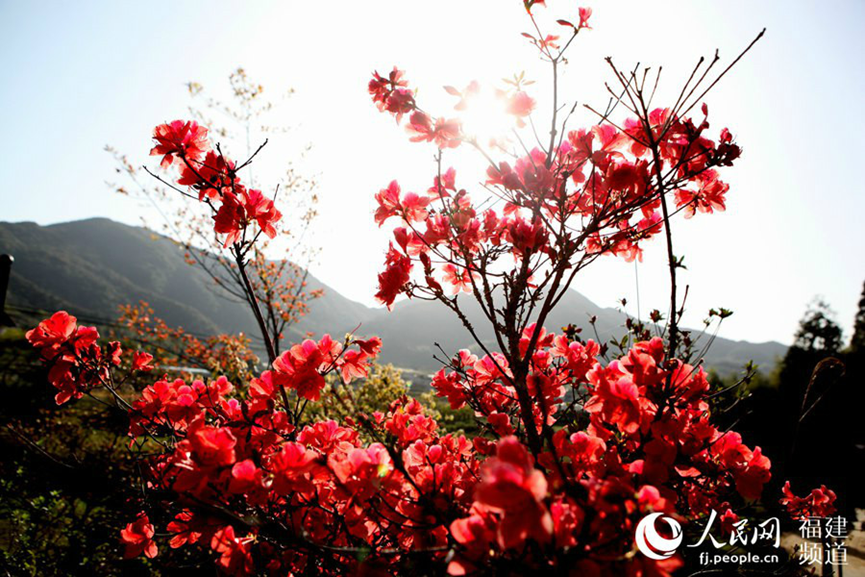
[455,87,516,146]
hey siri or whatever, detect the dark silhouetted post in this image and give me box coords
[0,254,14,327]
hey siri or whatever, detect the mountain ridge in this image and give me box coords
[0,218,787,376]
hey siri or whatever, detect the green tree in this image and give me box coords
[848,281,865,354]
[791,298,843,353]
[305,364,418,431]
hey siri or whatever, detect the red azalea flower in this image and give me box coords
[407,112,462,149]
[272,339,329,401]
[120,513,158,559]
[375,244,412,310]
[474,436,553,548]
[132,350,154,372]
[505,91,536,119]
[25,310,78,357]
[177,150,235,200]
[375,180,402,226]
[211,526,254,575]
[150,120,209,168]
[780,481,837,519]
[578,7,592,29]
[189,425,237,468]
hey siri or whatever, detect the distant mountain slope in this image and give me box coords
[0,218,381,341]
[0,218,785,376]
[360,294,787,377]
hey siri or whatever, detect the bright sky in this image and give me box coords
[1,0,863,346]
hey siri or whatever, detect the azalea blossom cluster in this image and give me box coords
[26,310,152,404]
[26,314,419,572]
[370,73,740,308]
[30,313,788,575]
[431,333,773,574]
[150,119,282,246]
[779,481,838,520]
[367,1,741,315]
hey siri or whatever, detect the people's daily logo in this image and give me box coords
[635,513,683,560]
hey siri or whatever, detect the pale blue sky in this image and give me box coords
[1,0,863,345]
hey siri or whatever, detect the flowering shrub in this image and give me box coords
[26,2,835,575]
[109,68,323,360]
[118,301,259,383]
[27,310,124,405]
